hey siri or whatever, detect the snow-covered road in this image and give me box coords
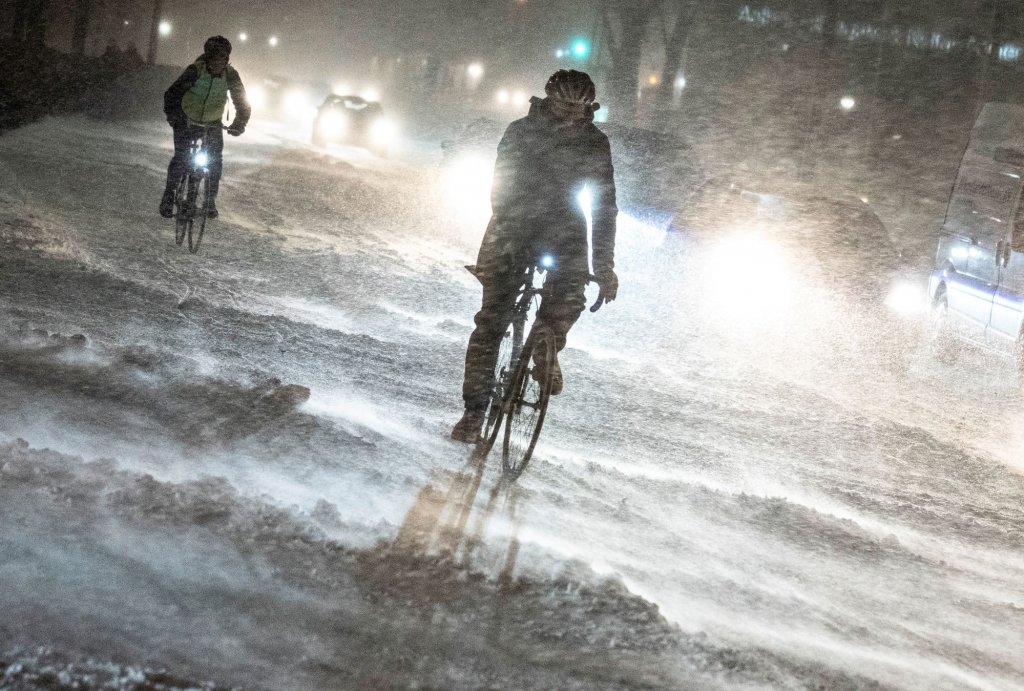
[1,116,1022,689]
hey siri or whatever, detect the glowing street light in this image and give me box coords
[268,35,279,47]
[496,89,510,105]
[840,95,856,110]
[158,20,171,36]
[572,39,589,58]
[238,32,248,42]
[555,49,565,58]
[467,63,484,79]
[647,74,659,86]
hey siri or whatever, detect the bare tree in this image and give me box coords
[12,0,51,50]
[655,0,699,111]
[600,0,661,124]
[146,0,161,64]
[72,0,94,54]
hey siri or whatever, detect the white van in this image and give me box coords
[929,103,1024,370]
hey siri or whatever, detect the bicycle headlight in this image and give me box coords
[194,151,209,167]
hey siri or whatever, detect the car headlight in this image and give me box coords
[370,117,397,144]
[884,279,926,316]
[442,153,494,225]
[699,231,798,326]
[194,151,209,167]
[319,111,348,138]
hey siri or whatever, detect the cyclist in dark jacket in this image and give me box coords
[159,35,250,219]
[451,69,618,443]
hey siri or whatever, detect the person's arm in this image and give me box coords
[590,134,618,280]
[226,68,251,133]
[163,65,198,125]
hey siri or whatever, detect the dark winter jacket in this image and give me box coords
[482,96,617,275]
[164,56,250,128]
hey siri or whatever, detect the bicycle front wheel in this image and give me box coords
[173,174,190,245]
[187,174,210,254]
[501,325,555,479]
[479,319,523,454]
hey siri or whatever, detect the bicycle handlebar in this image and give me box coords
[185,120,229,131]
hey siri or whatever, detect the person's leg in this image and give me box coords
[533,254,588,395]
[206,126,224,199]
[452,267,522,441]
[160,125,192,216]
[462,269,522,409]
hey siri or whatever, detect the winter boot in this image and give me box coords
[206,197,219,219]
[534,351,563,396]
[159,189,175,218]
[450,407,485,443]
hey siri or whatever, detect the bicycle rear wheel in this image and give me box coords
[173,174,190,245]
[479,319,523,454]
[501,325,555,479]
[187,174,210,254]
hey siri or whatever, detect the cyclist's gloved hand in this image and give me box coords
[595,269,618,305]
[226,124,245,137]
[167,115,186,129]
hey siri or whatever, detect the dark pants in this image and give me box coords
[461,248,588,411]
[164,124,224,198]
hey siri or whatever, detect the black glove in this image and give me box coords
[226,124,244,136]
[167,114,186,129]
[595,269,618,305]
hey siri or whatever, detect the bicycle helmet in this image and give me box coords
[203,35,232,58]
[544,69,597,106]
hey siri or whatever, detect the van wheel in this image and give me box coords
[930,292,960,365]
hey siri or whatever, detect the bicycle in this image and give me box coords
[173,122,224,254]
[473,259,602,480]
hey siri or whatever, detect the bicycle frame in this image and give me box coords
[477,263,602,468]
[173,122,223,253]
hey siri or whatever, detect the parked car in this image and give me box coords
[929,102,1024,372]
[312,94,397,156]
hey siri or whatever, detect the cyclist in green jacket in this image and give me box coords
[159,35,250,219]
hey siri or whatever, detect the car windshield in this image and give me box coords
[3,2,1024,689]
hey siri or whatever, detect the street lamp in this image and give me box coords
[268,35,279,47]
[158,20,171,36]
[238,32,248,42]
[840,95,856,110]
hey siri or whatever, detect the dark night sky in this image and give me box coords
[26,0,597,86]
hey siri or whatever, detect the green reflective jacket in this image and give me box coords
[164,57,251,127]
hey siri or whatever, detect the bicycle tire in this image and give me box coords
[173,174,189,245]
[501,325,555,479]
[188,174,210,254]
[479,318,524,454]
